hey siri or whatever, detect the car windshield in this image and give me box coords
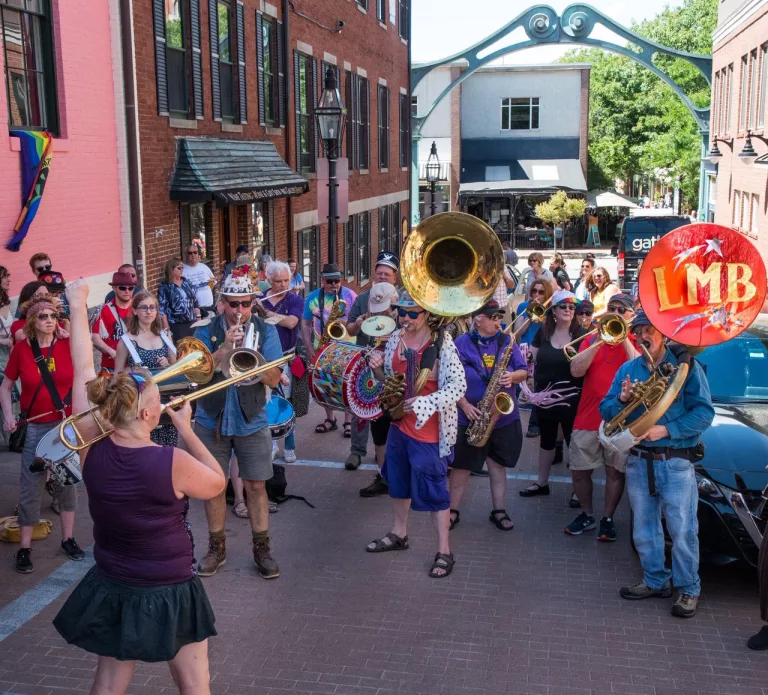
[696,314,768,403]
[623,218,689,253]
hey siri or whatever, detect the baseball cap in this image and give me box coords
[607,293,635,310]
[375,251,399,273]
[472,300,504,318]
[368,282,399,313]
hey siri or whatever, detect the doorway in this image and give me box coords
[217,205,239,267]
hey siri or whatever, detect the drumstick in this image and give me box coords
[256,287,292,301]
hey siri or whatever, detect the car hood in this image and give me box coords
[699,404,768,491]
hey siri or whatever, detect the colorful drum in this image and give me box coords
[308,342,383,420]
[267,395,295,440]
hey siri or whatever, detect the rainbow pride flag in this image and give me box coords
[7,130,53,252]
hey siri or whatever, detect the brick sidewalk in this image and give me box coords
[0,408,765,694]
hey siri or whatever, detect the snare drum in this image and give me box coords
[308,342,383,420]
[267,396,295,440]
[34,424,83,486]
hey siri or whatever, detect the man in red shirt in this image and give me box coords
[92,271,136,371]
[565,294,637,541]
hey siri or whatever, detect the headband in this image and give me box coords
[25,300,57,319]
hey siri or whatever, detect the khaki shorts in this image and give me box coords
[568,429,627,473]
[193,422,274,481]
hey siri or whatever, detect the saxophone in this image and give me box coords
[465,334,516,447]
[319,295,347,346]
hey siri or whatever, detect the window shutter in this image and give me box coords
[364,79,371,169]
[293,50,301,171]
[190,0,204,119]
[352,73,359,170]
[236,2,247,123]
[152,0,169,116]
[256,12,265,126]
[276,20,284,126]
[384,86,390,168]
[209,0,221,121]
[311,57,319,172]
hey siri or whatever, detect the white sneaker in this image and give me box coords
[271,443,280,461]
[284,449,297,463]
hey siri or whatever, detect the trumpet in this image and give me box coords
[509,297,552,341]
[222,315,265,386]
[562,313,628,361]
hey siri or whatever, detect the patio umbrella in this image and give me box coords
[586,190,639,208]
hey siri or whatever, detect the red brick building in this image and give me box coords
[126,0,411,293]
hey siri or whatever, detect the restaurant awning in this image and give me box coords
[170,137,309,204]
[458,159,587,197]
[586,189,639,208]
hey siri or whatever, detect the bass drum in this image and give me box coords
[308,342,383,420]
[267,395,295,440]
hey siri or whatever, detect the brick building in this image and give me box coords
[126,0,411,295]
[709,0,768,261]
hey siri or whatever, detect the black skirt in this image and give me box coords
[53,566,216,662]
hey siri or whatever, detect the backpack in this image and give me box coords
[266,464,315,508]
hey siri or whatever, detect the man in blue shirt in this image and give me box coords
[192,270,285,580]
[600,309,714,618]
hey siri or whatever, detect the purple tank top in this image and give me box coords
[83,438,194,586]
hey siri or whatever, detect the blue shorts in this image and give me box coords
[382,426,451,512]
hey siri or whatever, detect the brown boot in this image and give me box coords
[252,535,279,579]
[197,534,226,576]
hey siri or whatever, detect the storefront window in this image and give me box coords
[180,202,210,267]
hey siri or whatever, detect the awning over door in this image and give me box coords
[170,137,309,204]
[458,159,587,197]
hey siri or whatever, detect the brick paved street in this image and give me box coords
[0,403,766,694]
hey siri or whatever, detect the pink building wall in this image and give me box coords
[0,0,124,299]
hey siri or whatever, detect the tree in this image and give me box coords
[535,191,587,251]
[560,0,717,208]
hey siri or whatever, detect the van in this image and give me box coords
[617,215,691,292]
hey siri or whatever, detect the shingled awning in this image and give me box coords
[170,137,309,204]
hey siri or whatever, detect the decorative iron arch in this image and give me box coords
[410,3,713,224]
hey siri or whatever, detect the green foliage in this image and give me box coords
[535,191,587,227]
[560,0,716,208]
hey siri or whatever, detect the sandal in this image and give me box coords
[366,532,409,553]
[343,422,352,438]
[315,418,338,434]
[232,501,249,518]
[519,483,550,497]
[429,552,455,579]
[269,502,279,514]
[449,509,460,531]
[569,492,581,509]
[489,508,514,531]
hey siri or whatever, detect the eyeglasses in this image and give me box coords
[137,305,157,312]
[35,313,57,321]
[397,308,424,319]
[186,250,199,255]
[35,264,52,273]
[324,278,341,285]
[228,300,253,308]
[577,310,594,317]
[607,305,632,315]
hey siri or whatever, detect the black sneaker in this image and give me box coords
[15,548,33,574]
[61,537,85,561]
[553,441,564,464]
[598,516,617,542]
[564,512,596,536]
[360,473,388,497]
[525,425,540,438]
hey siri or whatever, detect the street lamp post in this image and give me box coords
[315,67,345,265]
[425,141,440,218]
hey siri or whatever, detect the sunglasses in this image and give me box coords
[35,264,52,273]
[608,305,632,315]
[36,312,57,321]
[556,304,576,311]
[397,308,424,319]
[530,289,545,295]
[228,300,253,308]
[116,285,134,292]
[186,250,199,255]
[137,305,157,312]
[324,278,341,285]
[577,310,594,317]
[592,274,605,279]
[128,372,148,419]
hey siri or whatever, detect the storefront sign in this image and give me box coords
[217,185,307,204]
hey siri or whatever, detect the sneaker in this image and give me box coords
[671,593,698,618]
[553,441,564,464]
[360,473,388,497]
[283,449,297,463]
[271,443,280,461]
[61,537,85,561]
[747,626,768,650]
[598,516,617,542]
[619,581,672,600]
[564,512,596,536]
[525,425,540,438]
[253,536,279,579]
[197,534,226,577]
[15,548,32,574]
[345,453,362,470]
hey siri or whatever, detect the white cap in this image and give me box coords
[368,282,399,313]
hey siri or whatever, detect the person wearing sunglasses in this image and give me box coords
[182,245,216,317]
[520,290,585,498]
[52,278,225,692]
[524,252,558,300]
[566,293,638,541]
[450,300,528,533]
[300,263,357,436]
[192,270,285,580]
[1,298,83,574]
[586,266,620,319]
[104,264,143,304]
[92,271,139,372]
[365,289,466,579]
[573,256,595,301]
[28,252,52,280]
[575,299,595,330]
[158,257,201,342]
[549,253,572,292]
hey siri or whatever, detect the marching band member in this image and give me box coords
[300,263,356,436]
[449,300,528,532]
[53,279,225,693]
[193,270,285,580]
[566,294,637,540]
[600,309,714,618]
[366,289,466,579]
[91,270,137,372]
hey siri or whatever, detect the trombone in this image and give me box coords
[509,296,552,341]
[562,313,628,361]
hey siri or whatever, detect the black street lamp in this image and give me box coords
[315,67,345,264]
[739,130,768,164]
[425,141,441,217]
[705,136,732,160]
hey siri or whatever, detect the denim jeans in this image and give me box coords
[284,430,296,450]
[626,454,700,596]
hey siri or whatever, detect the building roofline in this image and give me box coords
[412,61,591,72]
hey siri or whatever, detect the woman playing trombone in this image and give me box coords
[53,279,225,694]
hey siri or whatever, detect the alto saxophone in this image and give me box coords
[465,335,516,447]
[319,295,346,346]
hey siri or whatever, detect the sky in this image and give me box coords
[411,0,683,65]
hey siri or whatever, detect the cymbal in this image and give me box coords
[361,315,396,337]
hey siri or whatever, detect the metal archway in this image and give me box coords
[410,3,713,225]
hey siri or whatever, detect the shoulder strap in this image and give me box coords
[120,334,143,365]
[160,330,177,356]
[107,302,128,336]
[30,339,70,410]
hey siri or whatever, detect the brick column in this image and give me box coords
[450,66,463,212]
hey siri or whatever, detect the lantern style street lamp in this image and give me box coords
[425,141,441,218]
